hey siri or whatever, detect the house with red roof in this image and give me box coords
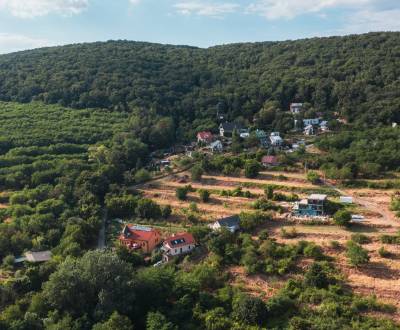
[197,131,213,144]
[261,155,280,167]
[119,225,161,254]
[162,232,196,262]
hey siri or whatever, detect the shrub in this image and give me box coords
[265,185,274,199]
[134,168,151,183]
[191,165,204,181]
[280,228,298,239]
[378,247,391,258]
[161,205,172,219]
[303,243,325,260]
[307,171,320,184]
[351,233,371,245]
[333,209,352,227]
[330,240,341,249]
[198,189,210,203]
[244,160,260,179]
[346,241,370,267]
[176,187,188,200]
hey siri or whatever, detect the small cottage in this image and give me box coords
[197,131,213,144]
[261,155,280,167]
[270,132,283,147]
[209,215,240,233]
[209,140,223,153]
[219,122,244,137]
[290,103,303,114]
[162,232,196,262]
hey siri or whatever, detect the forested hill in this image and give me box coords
[0,32,399,131]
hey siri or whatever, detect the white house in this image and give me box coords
[290,103,303,114]
[304,125,314,136]
[270,132,283,146]
[209,215,240,233]
[209,140,223,153]
[162,233,196,262]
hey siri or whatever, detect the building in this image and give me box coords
[119,225,161,253]
[209,140,223,153]
[15,251,52,264]
[209,215,240,233]
[261,155,280,167]
[293,194,327,217]
[219,122,244,137]
[239,129,250,139]
[290,103,303,114]
[270,132,283,147]
[303,118,320,126]
[304,124,314,136]
[162,232,196,262]
[340,196,353,204]
[197,131,213,144]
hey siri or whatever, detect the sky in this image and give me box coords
[0,0,400,53]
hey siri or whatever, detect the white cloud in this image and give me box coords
[247,0,373,20]
[343,8,400,33]
[0,33,51,53]
[0,0,89,18]
[174,1,239,18]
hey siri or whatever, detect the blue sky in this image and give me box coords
[0,0,399,53]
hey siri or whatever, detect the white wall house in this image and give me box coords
[162,233,196,262]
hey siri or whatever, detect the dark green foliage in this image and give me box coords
[350,233,371,245]
[232,294,266,325]
[135,198,162,219]
[190,164,203,181]
[244,160,260,179]
[333,209,352,226]
[198,189,210,203]
[346,241,370,267]
[175,187,188,201]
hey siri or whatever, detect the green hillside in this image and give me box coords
[0,32,399,132]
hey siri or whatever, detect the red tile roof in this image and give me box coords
[163,232,195,248]
[197,131,213,140]
[262,155,279,164]
[120,225,160,242]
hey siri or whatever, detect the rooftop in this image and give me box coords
[121,225,160,241]
[164,232,195,248]
[216,215,240,227]
[309,194,328,201]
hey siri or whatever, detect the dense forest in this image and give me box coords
[0,32,399,140]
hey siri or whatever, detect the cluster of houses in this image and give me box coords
[196,123,284,154]
[290,103,329,135]
[119,216,241,263]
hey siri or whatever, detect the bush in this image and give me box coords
[176,187,188,200]
[191,165,204,181]
[333,209,352,227]
[244,160,260,179]
[351,233,371,245]
[280,228,298,239]
[198,189,210,203]
[346,241,370,267]
[378,247,391,258]
[265,185,274,199]
[307,171,320,184]
[134,168,151,183]
[330,240,341,249]
[161,205,172,219]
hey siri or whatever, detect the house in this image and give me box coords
[219,122,244,137]
[293,194,327,217]
[270,132,283,147]
[162,232,196,262]
[119,225,161,253]
[254,129,270,148]
[340,196,353,204]
[239,129,250,139]
[261,155,280,167]
[15,251,52,264]
[197,131,213,144]
[319,121,329,132]
[304,125,314,136]
[303,118,320,126]
[290,103,303,114]
[209,215,240,233]
[209,140,223,153]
